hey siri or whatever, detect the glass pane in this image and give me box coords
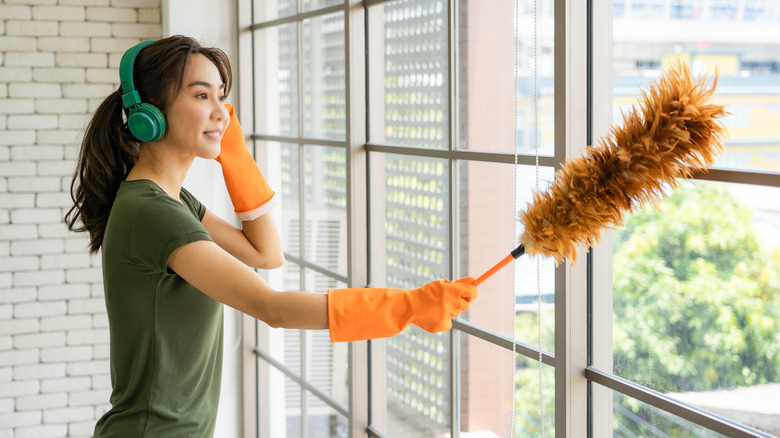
[258,368,302,438]
[277,142,301,258]
[303,12,346,141]
[303,145,347,276]
[386,328,450,436]
[612,181,780,436]
[459,333,554,437]
[305,392,349,438]
[254,23,299,137]
[458,161,556,352]
[302,0,343,13]
[458,0,555,156]
[304,270,348,407]
[383,154,450,287]
[371,0,450,149]
[253,0,296,23]
[613,391,732,437]
[612,0,780,172]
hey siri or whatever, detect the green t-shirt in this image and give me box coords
[94,180,223,438]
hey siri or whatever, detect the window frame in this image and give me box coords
[239,1,780,437]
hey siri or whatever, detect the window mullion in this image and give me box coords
[554,0,590,436]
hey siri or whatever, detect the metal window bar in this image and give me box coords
[585,367,776,438]
[253,346,350,418]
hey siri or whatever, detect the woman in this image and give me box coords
[65,35,478,437]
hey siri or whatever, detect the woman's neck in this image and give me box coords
[126,143,194,201]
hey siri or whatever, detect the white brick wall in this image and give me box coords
[0,2,162,437]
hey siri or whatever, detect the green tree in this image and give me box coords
[613,182,780,434]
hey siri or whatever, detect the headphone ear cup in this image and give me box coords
[127,103,166,143]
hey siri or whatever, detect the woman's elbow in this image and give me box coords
[253,251,285,270]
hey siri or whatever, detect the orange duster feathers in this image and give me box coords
[519,62,728,264]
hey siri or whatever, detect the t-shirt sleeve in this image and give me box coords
[129,191,212,273]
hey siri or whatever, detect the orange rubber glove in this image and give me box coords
[327,277,478,343]
[217,104,277,221]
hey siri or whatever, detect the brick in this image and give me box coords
[0,67,33,82]
[0,161,35,177]
[38,160,76,176]
[0,288,37,305]
[0,348,38,367]
[0,306,11,321]
[13,332,65,349]
[0,130,36,146]
[64,236,92,254]
[0,193,37,210]
[39,376,90,393]
[61,21,112,37]
[59,114,90,130]
[16,424,68,438]
[0,256,38,273]
[0,410,41,429]
[67,298,104,315]
[8,176,62,192]
[14,301,66,318]
[38,37,91,53]
[14,270,65,287]
[138,8,160,23]
[6,20,59,36]
[92,342,109,359]
[90,37,141,53]
[0,99,35,114]
[60,0,109,6]
[32,68,86,83]
[35,99,88,115]
[40,315,91,332]
[67,360,107,378]
[67,329,108,346]
[0,318,39,336]
[43,405,94,423]
[0,273,11,288]
[0,224,38,240]
[68,388,107,406]
[62,83,114,99]
[7,114,59,130]
[39,284,90,301]
[37,130,80,146]
[8,83,61,99]
[40,345,91,363]
[16,392,68,411]
[65,268,102,284]
[113,0,159,7]
[13,363,65,381]
[11,239,65,256]
[111,23,160,38]
[9,206,62,222]
[32,6,86,21]
[3,52,55,67]
[86,68,118,84]
[40,253,91,270]
[0,5,32,20]
[86,6,136,22]
[38,193,73,209]
[56,52,107,68]
[0,37,38,52]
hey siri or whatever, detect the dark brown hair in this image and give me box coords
[65,35,233,253]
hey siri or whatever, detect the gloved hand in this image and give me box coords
[217,104,277,221]
[327,277,478,343]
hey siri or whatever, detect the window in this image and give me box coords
[240,0,780,436]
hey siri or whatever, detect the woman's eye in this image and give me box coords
[219,95,228,102]
[197,93,208,99]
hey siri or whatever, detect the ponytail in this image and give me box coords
[65,88,140,254]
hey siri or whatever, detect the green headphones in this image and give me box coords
[119,39,166,142]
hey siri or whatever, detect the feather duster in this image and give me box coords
[473,62,727,285]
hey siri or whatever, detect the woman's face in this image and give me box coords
[163,53,229,159]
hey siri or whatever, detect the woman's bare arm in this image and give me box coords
[201,209,284,270]
[168,239,326,329]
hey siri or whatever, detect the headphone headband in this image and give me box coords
[119,39,155,109]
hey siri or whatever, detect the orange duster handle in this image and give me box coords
[472,244,526,286]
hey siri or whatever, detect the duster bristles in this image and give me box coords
[519,62,728,264]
